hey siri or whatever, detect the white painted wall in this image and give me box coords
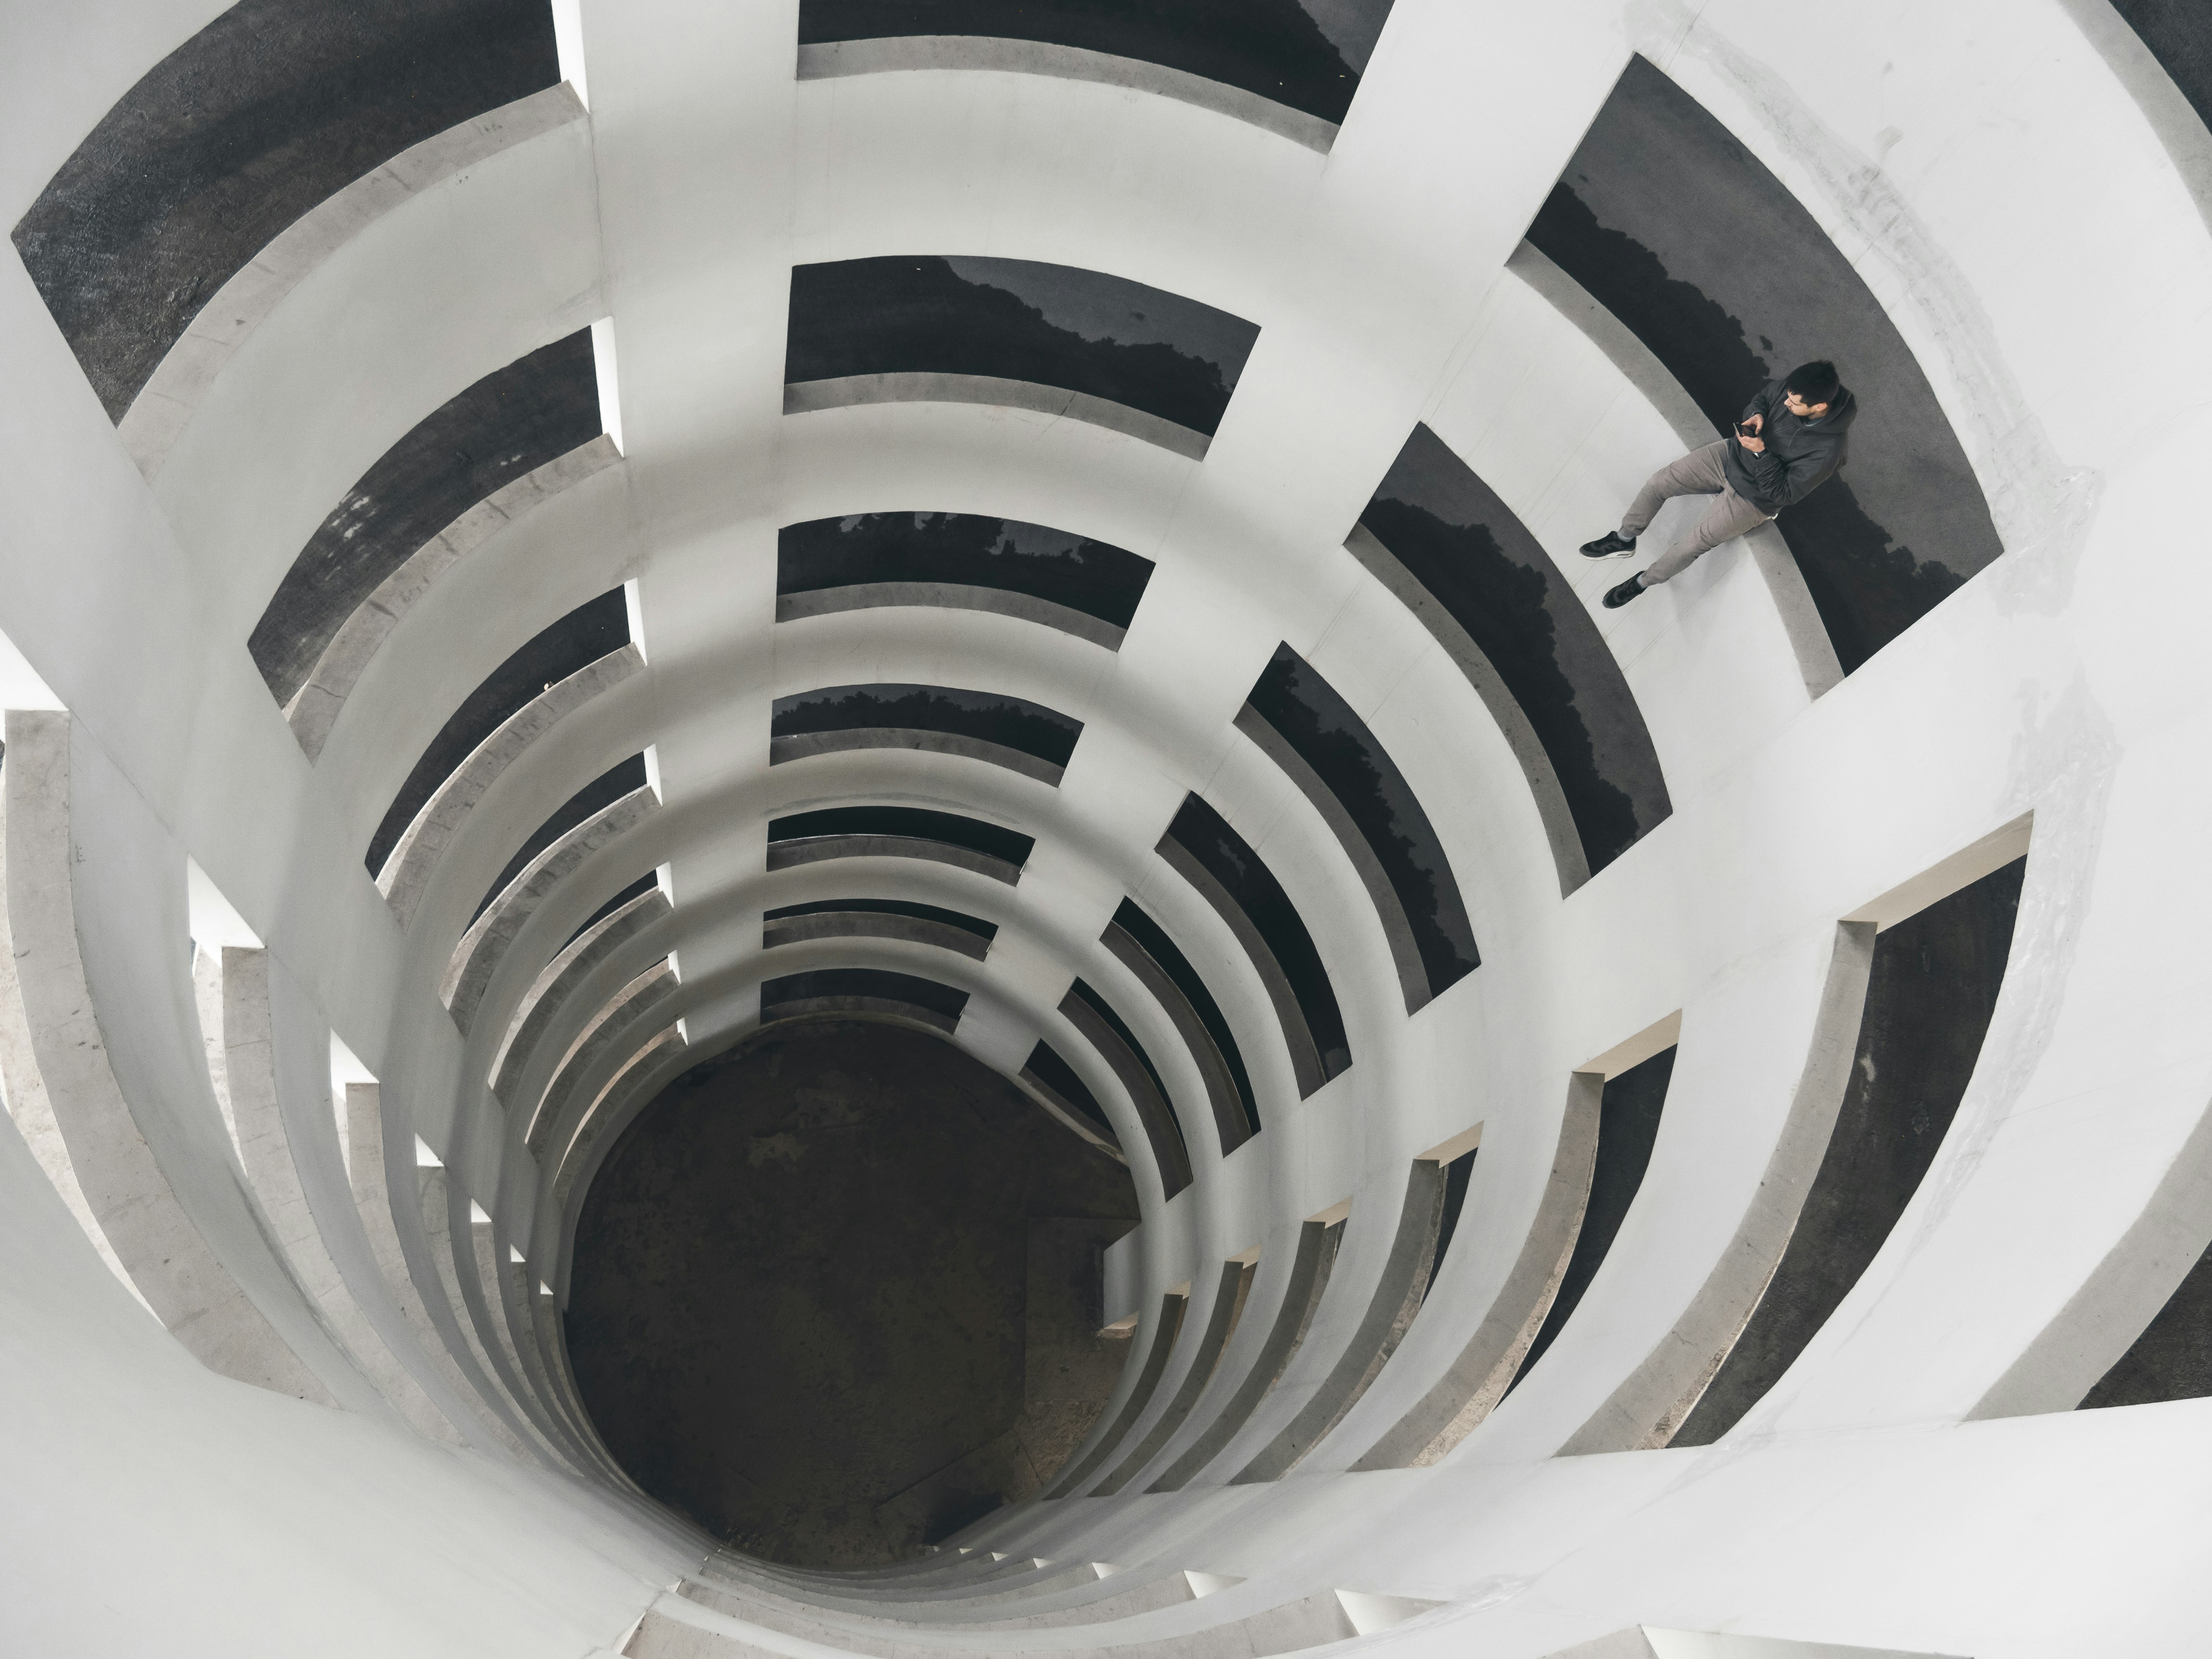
[3,0,2211,1652]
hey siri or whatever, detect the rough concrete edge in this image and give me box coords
[766,910,993,961]
[0,727,156,1315]
[1100,919,1248,1159]
[784,374,1211,461]
[417,1163,577,1467]
[1153,1219,1343,1491]
[1233,703,1430,1015]
[441,787,660,1028]
[2,711,335,1402]
[770,727,1067,787]
[1350,1073,1602,1469]
[343,1080,538,1461]
[767,835,1024,885]
[492,889,673,1102]
[1059,983,1191,1197]
[1235,1162,1447,1482]
[524,961,678,1155]
[455,1190,606,1472]
[1561,924,1875,1455]
[1343,525,1591,898]
[121,84,589,480]
[380,643,646,928]
[795,36,1338,153]
[288,433,625,760]
[1044,1291,1189,1497]
[778,582,1126,651]
[221,946,465,1442]
[1155,832,1323,1099]
[1968,1083,2212,1419]
[1093,1262,1251,1496]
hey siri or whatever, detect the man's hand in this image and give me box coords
[1737,431,1766,453]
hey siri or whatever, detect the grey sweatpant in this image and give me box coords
[1619,441,1774,585]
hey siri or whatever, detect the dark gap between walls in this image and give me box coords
[364,587,629,877]
[1357,423,1668,878]
[1504,1046,1674,1396]
[469,752,647,925]
[770,684,1082,770]
[1163,793,1350,1086]
[1672,858,2026,1443]
[1244,641,1478,999]
[797,0,1394,124]
[777,512,1154,631]
[1109,899,1260,1139]
[786,256,1259,437]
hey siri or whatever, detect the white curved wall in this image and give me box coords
[4,0,2212,1654]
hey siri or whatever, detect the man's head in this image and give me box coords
[1782,360,1840,418]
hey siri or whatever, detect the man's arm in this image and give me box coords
[1738,382,1781,431]
[1746,444,1841,507]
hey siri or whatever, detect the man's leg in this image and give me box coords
[1618,442,1731,540]
[1638,487,1772,585]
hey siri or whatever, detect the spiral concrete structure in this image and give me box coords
[4,1,2212,1654]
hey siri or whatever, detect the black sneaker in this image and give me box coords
[1580,531,1636,559]
[1602,576,1645,609]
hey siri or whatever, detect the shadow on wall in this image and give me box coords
[10,0,561,421]
[565,1019,1138,1565]
[1527,55,2004,674]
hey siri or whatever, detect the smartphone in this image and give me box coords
[1734,420,1759,438]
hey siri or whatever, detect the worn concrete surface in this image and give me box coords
[565,1019,1137,1565]
[9,0,559,421]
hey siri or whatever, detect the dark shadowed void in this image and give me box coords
[566,1019,1139,1566]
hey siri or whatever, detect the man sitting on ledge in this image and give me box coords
[1580,360,1857,609]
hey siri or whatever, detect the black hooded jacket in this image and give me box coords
[1722,379,1858,514]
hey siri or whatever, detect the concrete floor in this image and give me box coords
[565,1017,1139,1566]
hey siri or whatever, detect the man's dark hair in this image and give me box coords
[1784,360,1841,404]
